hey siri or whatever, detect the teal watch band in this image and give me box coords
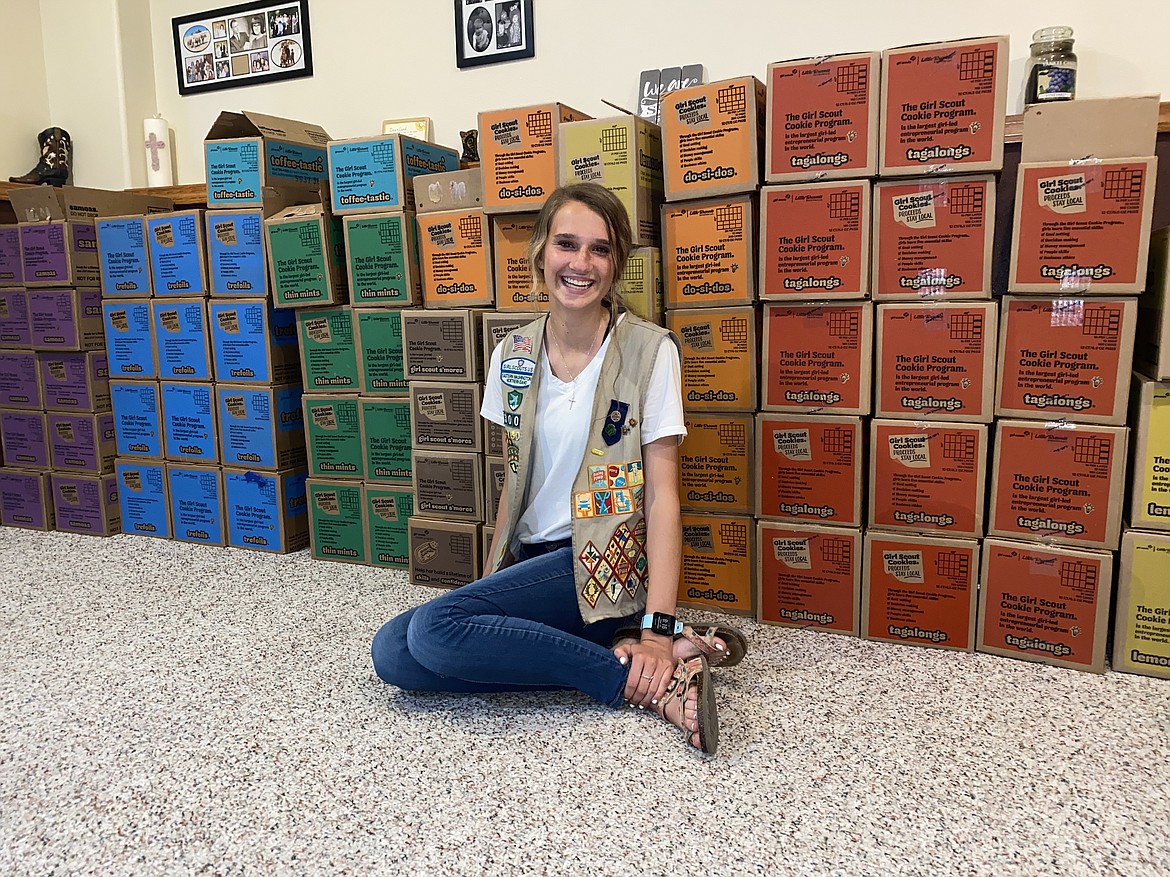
[640,613,684,636]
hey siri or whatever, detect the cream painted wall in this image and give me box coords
[55,0,1170,186]
[0,1,50,178]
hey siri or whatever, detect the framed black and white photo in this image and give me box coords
[455,0,534,69]
[173,0,313,96]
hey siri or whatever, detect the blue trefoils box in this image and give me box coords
[162,381,218,463]
[116,459,171,538]
[110,380,163,458]
[204,111,331,209]
[223,466,310,553]
[147,210,208,296]
[216,383,306,470]
[167,463,226,546]
[96,215,151,296]
[152,298,213,381]
[103,300,156,378]
[328,134,460,215]
[206,208,269,296]
[209,299,300,384]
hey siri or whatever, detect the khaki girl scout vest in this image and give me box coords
[488,312,681,624]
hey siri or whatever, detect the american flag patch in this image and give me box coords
[512,334,533,354]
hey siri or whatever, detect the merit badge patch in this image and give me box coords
[601,399,629,446]
[507,390,522,411]
[511,334,533,354]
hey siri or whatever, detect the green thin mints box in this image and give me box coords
[354,308,407,395]
[265,204,348,308]
[360,397,412,485]
[297,306,359,392]
[307,477,368,564]
[303,393,364,479]
[343,211,422,306]
[365,485,413,569]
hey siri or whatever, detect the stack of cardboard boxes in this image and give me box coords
[0,186,171,537]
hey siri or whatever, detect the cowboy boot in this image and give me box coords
[9,127,72,187]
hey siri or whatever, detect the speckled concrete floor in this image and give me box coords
[2,527,1168,876]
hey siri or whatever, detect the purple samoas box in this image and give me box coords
[0,287,31,346]
[48,411,117,473]
[19,221,99,287]
[28,288,104,351]
[0,351,43,409]
[39,351,111,412]
[0,470,54,529]
[0,409,50,468]
[51,472,120,536]
[0,226,23,285]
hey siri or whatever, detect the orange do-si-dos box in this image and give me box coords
[756,413,863,527]
[874,301,997,422]
[862,530,980,652]
[761,301,873,414]
[977,537,1112,674]
[662,76,766,202]
[490,213,542,311]
[677,512,755,617]
[989,419,1128,551]
[667,306,758,412]
[995,296,1137,425]
[765,52,881,183]
[679,412,755,514]
[662,195,756,308]
[879,36,1008,177]
[868,419,988,538]
[479,103,591,214]
[757,520,861,636]
[418,209,494,309]
[758,181,870,300]
[872,175,994,301]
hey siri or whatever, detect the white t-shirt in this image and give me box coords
[481,315,686,544]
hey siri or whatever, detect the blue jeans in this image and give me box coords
[371,540,639,707]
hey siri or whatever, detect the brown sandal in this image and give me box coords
[611,623,748,669]
[657,655,718,754]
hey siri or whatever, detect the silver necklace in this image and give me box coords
[549,316,605,408]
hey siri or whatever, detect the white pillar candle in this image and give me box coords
[143,117,173,187]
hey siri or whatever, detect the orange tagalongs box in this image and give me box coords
[478,103,591,214]
[1008,158,1157,294]
[874,301,997,422]
[879,36,1009,176]
[977,537,1112,674]
[872,175,995,301]
[761,301,873,414]
[862,530,980,652]
[868,419,988,538]
[765,52,881,183]
[989,420,1128,550]
[677,512,755,617]
[995,296,1137,425]
[757,520,861,636]
[662,195,756,308]
[758,181,871,300]
[417,209,494,309]
[756,413,864,527]
[661,77,766,202]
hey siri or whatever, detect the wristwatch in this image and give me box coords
[641,612,684,637]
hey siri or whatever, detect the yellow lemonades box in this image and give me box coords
[1129,373,1170,531]
[558,115,664,246]
[1113,529,1170,679]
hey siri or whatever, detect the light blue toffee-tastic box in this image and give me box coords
[223,466,309,553]
[216,383,306,470]
[110,380,164,459]
[204,111,330,209]
[152,298,213,381]
[146,210,208,297]
[161,381,218,464]
[166,463,226,546]
[96,215,151,297]
[328,134,459,216]
[116,459,171,539]
[209,298,300,384]
[103,300,156,378]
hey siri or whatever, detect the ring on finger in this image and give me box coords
[641,674,654,680]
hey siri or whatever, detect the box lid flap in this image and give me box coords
[205,110,330,147]
[413,168,484,214]
[1021,96,1160,162]
[11,185,173,222]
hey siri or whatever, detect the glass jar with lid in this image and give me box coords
[1025,26,1077,104]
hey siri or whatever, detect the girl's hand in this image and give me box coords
[615,635,675,708]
